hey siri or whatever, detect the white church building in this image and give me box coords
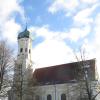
[8,28,96,100]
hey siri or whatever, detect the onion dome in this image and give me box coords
[18,27,31,39]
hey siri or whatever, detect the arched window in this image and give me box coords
[35,95,40,100]
[25,48,27,52]
[47,94,52,100]
[29,49,31,53]
[61,94,66,100]
[20,48,23,53]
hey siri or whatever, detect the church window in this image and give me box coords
[29,49,31,53]
[35,95,40,100]
[20,48,23,53]
[47,94,52,100]
[61,94,66,100]
[25,48,27,52]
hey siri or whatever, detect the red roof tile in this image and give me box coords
[33,59,95,85]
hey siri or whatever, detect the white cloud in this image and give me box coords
[1,19,21,43]
[0,0,24,44]
[30,24,91,44]
[32,39,74,68]
[30,26,76,68]
[80,0,98,4]
[74,4,98,26]
[0,0,24,23]
[30,25,91,69]
[66,25,91,42]
[48,0,79,14]
[94,14,100,44]
[48,0,99,20]
[29,25,60,40]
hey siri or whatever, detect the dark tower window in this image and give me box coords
[25,48,27,52]
[29,49,31,53]
[61,94,66,100]
[47,94,52,100]
[20,48,23,53]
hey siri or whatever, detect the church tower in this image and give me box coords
[17,26,32,68]
[12,27,33,100]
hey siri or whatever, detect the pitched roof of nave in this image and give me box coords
[33,59,96,85]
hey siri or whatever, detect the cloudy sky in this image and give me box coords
[0,0,100,75]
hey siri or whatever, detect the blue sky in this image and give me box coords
[0,0,100,75]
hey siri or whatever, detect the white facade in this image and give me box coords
[32,83,80,100]
[17,37,32,67]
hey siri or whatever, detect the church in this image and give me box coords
[8,28,96,100]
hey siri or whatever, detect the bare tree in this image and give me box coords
[0,40,14,97]
[74,49,100,100]
[11,61,38,100]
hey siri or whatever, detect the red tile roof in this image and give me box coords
[33,59,95,85]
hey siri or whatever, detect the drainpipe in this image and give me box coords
[54,83,56,100]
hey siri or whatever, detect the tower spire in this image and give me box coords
[25,22,27,31]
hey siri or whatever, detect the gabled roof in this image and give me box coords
[33,59,95,85]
